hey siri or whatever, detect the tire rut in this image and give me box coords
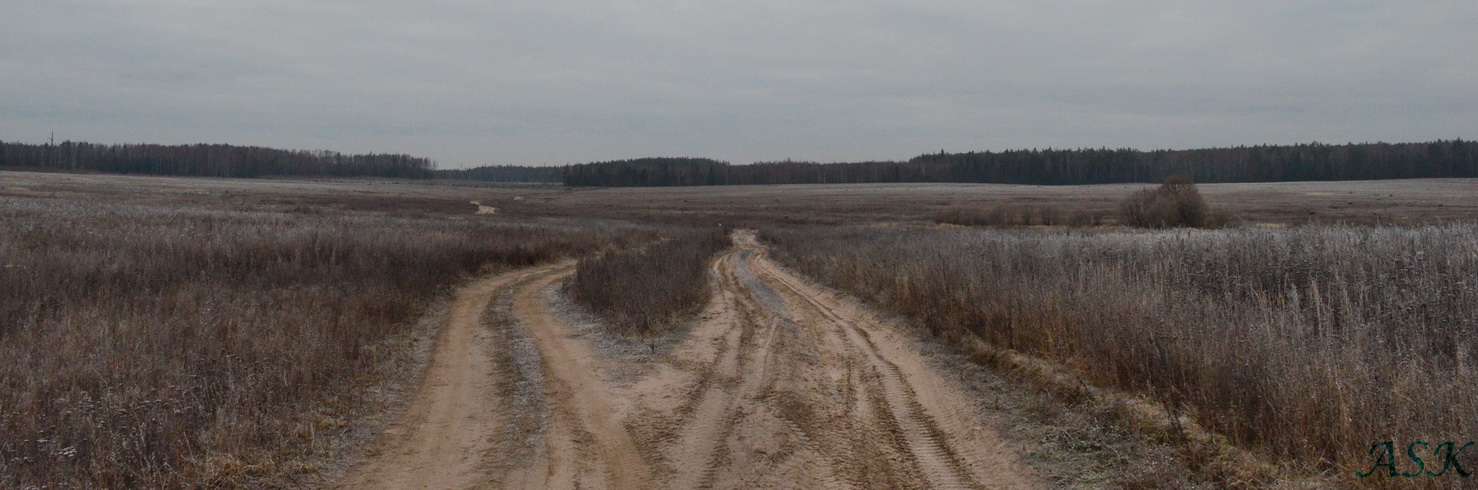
[340,232,1036,489]
[508,263,654,489]
[335,264,557,490]
[759,260,975,488]
[740,230,1037,489]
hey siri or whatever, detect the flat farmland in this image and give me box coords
[6,171,1476,225]
[534,179,1478,225]
[3,170,1475,488]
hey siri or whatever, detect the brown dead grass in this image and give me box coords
[566,227,730,337]
[4,170,1478,486]
[6,170,1476,226]
[761,224,1478,486]
[0,195,643,488]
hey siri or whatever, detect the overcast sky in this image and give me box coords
[3,1,1475,168]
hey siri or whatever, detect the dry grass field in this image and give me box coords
[507,178,1478,226]
[0,173,650,487]
[761,224,1478,485]
[3,169,1477,487]
[5,170,1476,225]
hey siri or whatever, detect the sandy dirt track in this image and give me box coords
[339,231,1036,489]
[337,265,554,489]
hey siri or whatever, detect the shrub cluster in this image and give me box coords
[567,227,731,336]
[1118,176,1225,228]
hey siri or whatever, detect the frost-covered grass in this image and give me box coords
[0,196,640,487]
[763,224,1478,482]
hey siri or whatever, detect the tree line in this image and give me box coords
[0,140,436,179]
[556,141,1478,186]
[5,139,1475,186]
[436,164,563,183]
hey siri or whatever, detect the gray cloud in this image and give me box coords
[3,0,1475,167]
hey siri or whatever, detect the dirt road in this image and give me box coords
[337,265,556,489]
[340,231,1036,489]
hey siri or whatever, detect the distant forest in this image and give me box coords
[561,140,1478,187]
[436,164,563,183]
[0,140,435,178]
[4,139,1476,186]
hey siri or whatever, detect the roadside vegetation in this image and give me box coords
[0,196,642,488]
[567,227,730,337]
[761,223,1478,482]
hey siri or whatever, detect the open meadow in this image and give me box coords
[6,171,1477,225]
[3,170,1477,487]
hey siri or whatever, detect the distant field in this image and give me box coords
[0,171,552,215]
[593,178,1478,225]
[6,170,1473,225]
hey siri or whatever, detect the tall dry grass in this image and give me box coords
[566,227,730,336]
[0,196,640,487]
[761,224,1478,482]
[933,203,1097,227]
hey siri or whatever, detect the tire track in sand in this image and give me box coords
[638,246,800,489]
[742,231,1038,489]
[336,264,556,490]
[341,232,1035,489]
[620,230,1037,489]
[508,263,654,489]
